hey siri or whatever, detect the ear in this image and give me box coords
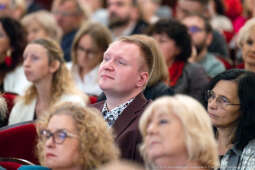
[136,71,149,88]
[49,61,60,73]
[206,32,213,46]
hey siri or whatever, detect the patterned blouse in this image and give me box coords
[220,139,255,170]
[102,98,134,127]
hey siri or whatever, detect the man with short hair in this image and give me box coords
[107,0,148,39]
[182,14,225,78]
[93,35,155,162]
[176,0,229,59]
[52,0,87,61]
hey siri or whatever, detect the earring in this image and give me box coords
[5,49,12,67]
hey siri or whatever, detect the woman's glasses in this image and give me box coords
[40,129,78,144]
[206,90,240,109]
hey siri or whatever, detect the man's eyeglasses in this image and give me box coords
[206,90,240,108]
[40,129,78,144]
[188,26,204,33]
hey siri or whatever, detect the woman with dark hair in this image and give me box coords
[203,69,255,169]
[147,19,209,101]
[0,17,30,94]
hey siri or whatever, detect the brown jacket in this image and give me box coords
[92,93,150,163]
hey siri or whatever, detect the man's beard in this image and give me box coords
[194,40,207,56]
[109,13,130,29]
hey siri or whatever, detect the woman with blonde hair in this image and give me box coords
[0,95,7,127]
[20,102,119,170]
[8,38,87,125]
[21,10,62,42]
[69,21,112,96]
[139,95,219,170]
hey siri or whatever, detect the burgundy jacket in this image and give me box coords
[92,93,150,163]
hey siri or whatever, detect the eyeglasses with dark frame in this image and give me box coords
[40,129,78,144]
[188,26,205,33]
[206,90,240,108]
[76,46,99,59]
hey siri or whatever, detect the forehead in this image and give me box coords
[183,16,205,27]
[0,0,10,5]
[47,114,76,131]
[25,43,47,53]
[108,0,132,5]
[106,41,141,58]
[213,80,239,99]
[178,0,204,12]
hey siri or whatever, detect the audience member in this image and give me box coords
[34,102,119,170]
[78,0,108,26]
[176,0,229,59]
[139,95,219,170]
[0,17,30,94]
[0,95,7,127]
[93,35,154,162]
[21,10,62,43]
[52,0,88,61]
[236,18,255,72]
[8,38,87,125]
[97,34,174,101]
[147,19,209,100]
[107,0,148,39]
[182,14,226,78]
[209,0,233,40]
[203,69,255,169]
[69,22,112,96]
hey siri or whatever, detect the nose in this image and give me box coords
[23,57,30,68]
[208,97,218,110]
[146,122,157,135]
[100,59,115,72]
[45,136,55,148]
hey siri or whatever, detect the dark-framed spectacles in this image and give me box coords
[76,46,98,59]
[206,90,240,108]
[40,129,78,144]
[188,25,204,33]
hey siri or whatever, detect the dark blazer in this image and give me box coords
[92,93,150,163]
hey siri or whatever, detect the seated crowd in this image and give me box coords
[1,0,255,169]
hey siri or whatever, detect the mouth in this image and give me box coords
[46,153,56,158]
[100,74,114,80]
[208,112,219,120]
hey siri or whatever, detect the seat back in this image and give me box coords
[0,157,34,170]
[0,122,38,164]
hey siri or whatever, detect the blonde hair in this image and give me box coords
[236,18,255,48]
[118,35,158,83]
[36,102,119,169]
[139,95,219,169]
[0,95,7,121]
[71,21,112,67]
[131,34,168,86]
[21,10,62,42]
[22,38,87,105]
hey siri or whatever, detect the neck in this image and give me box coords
[195,49,207,62]
[217,125,236,155]
[244,62,255,72]
[35,75,53,105]
[167,58,175,68]
[112,21,135,38]
[105,90,140,110]
[153,155,206,170]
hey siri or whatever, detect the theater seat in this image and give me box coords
[0,157,34,170]
[0,121,38,164]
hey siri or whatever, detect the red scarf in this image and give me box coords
[169,61,185,87]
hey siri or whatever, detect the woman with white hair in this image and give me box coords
[139,95,219,170]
